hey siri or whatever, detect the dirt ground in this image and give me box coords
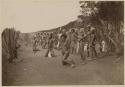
[2,45,124,86]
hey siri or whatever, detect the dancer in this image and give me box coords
[61,31,76,68]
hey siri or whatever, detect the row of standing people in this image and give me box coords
[33,32,58,50]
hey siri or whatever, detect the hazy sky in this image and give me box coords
[1,0,80,33]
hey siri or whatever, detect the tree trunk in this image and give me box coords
[99,18,122,55]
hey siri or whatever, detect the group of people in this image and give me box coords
[33,31,58,50]
[33,25,107,68]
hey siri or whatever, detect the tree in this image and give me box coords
[79,1,124,56]
[96,1,124,55]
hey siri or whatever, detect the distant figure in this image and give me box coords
[101,40,106,52]
[45,33,56,57]
[33,36,37,54]
[57,32,62,50]
[33,34,40,54]
[95,42,101,56]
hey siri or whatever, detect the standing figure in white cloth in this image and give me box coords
[101,40,106,52]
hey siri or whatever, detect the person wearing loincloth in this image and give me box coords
[61,31,76,68]
[45,33,56,57]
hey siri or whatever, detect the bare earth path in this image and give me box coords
[3,45,124,85]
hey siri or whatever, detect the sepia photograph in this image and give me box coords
[1,0,124,86]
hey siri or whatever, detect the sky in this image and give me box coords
[0,0,80,33]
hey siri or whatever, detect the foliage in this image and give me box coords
[79,1,124,55]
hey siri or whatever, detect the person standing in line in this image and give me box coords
[76,29,80,54]
[45,33,55,57]
[78,28,87,64]
[87,26,97,60]
[74,29,78,54]
[86,25,94,60]
[33,35,37,54]
[42,35,46,49]
[90,28,97,59]
[57,32,61,50]
[40,33,43,47]
[70,29,78,54]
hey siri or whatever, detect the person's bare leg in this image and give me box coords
[45,49,49,57]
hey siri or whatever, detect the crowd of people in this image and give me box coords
[32,25,107,68]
